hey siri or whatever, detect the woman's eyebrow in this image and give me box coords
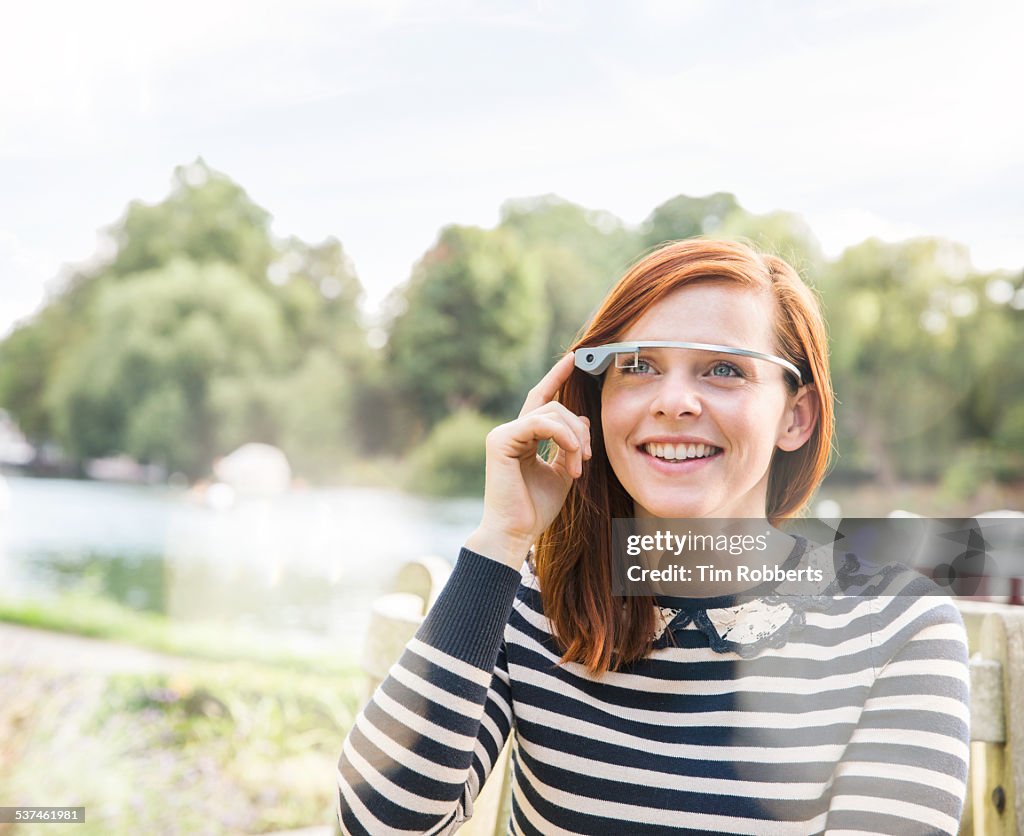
[627,337,751,347]
[633,344,758,358]
[625,346,765,376]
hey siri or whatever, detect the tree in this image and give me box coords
[0,304,71,441]
[821,238,978,483]
[106,158,276,283]
[716,208,825,277]
[267,235,365,357]
[640,192,741,248]
[498,195,640,363]
[46,261,290,478]
[0,161,368,481]
[384,225,549,437]
[641,193,824,276]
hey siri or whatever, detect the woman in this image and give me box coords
[337,239,970,835]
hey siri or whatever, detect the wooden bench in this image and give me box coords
[361,561,1024,835]
[955,600,1024,835]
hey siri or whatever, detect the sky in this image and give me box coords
[1,0,1021,336]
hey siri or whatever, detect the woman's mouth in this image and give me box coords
[638,442,723,472]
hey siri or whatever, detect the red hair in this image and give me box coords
[534,238,835,674]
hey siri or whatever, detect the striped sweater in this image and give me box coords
[337,541,970,835]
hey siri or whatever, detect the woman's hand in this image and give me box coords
[465,352,592,569]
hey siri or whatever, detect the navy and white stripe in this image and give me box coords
[338,547,970,835]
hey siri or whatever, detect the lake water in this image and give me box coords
[0,475,484,653]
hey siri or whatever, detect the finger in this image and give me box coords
[496,413,580,462]
[551,444,578,480]
[542,412,585,477]
[580,415,593,458]
[550,435,584,480]
[535,401,591,459]
[519,351,577,418]
[534,415,585,478]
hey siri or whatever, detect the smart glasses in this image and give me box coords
[574,341,804,386]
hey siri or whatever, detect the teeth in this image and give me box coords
[644,443,719,461]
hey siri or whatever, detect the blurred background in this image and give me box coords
[0,0,1021,833]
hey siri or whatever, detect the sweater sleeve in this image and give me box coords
[337,547,523,836]
[823,594,971,835]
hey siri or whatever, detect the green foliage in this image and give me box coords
[995,402,1024,453]
[499,195,640,362]
[0,161,366,482]
[0,591,359,675]
[346,347,421,456]
[108,159,276,283]
[716,208,825,276]
[272,347,357,479]
[405,408,495,497]
[499,194,638,279]
[0,661,361,834]
[1,162,1019,491]
[268,235,365,355]
[819,238,1022,486]
[0,305,71,440]
[640,193,825,277]
[45,261,289,477]
[940,444,1003,502]
[531,245,603,359]
[385,225,550,434]
[640,192,741,247]
[125,386,191,465]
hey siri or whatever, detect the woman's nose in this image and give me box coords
[648,373,702,417]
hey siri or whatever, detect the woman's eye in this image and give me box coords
[620,359,654,375]
[709,361,742,378]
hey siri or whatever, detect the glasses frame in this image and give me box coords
[574,341,804,386]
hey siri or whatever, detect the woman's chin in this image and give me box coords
[636,498,714,520]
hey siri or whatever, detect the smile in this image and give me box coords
[641,442,723,461]
[637,443,723,474]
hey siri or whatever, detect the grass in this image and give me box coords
[0,662,360,834]
[0,590,361,677]
[0,589,365,833]
[0,591,363,834]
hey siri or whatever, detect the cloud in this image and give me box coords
[0,0,1020,332]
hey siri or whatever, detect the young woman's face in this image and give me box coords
[600,282,813,521]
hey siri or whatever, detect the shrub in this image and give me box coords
[405,408,497,497]
[940,444,1001,502]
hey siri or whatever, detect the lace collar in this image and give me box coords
[650,536,849,658]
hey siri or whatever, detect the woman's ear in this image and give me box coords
[776,384,819,452]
